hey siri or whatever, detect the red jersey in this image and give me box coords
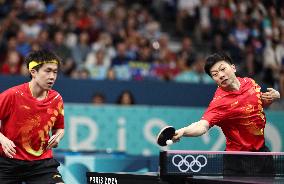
[202,77,266,151]
[0,83,64,160]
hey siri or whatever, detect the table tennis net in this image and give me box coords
[160,150,284,177]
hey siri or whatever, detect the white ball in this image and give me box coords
[166,140,173,145]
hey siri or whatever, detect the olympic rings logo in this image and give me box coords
[172,154,207,173]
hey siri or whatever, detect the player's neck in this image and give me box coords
[222,78,241,92]
[228,78,241,91]
[232,79,241,91]
[29,82,48,100]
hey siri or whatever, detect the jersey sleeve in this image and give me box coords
[53,96,64,129]
[201,98,227,127]
[0,89,14,121]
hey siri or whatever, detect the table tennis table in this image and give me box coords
[87,150,284,184]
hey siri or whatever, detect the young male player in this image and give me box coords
[0,50,65,183]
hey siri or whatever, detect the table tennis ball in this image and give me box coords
[166,140,173,145]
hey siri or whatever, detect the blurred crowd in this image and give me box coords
[0,0,284,102]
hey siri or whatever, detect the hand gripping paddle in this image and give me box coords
[156,126,176,146]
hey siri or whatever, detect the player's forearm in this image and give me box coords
[182,120,209,137]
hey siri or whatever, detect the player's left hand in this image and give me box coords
[261,88,280,104]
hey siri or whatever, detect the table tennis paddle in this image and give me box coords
[157,126,176,146]
[46,132,63,149]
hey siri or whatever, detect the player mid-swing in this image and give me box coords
[158,52,280,176]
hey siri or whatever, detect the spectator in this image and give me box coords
[92,92,106,105]
[111,42,131,66]
[106,68,116,80]
[20,14,41,40]
[263,39,283,87]
[176,36,196,67]
[37,29,53,51]
[0,50,22,75]
[71,31,91,67]
[176,0,200,37]
[52,30,72,60]
[116,90,135,105]
[15,31,31,57]
[85,48,110,79]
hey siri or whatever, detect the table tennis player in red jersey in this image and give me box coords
[172,52,281,176]
[0,50,65,183]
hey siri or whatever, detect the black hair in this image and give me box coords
[25,49,61,71]
[92,92,106,104]
[116,90,135,105]
[204,51,233,77]
[92,92,105,100]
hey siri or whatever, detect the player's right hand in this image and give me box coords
[0,136,16,158]
[172,128,185,143]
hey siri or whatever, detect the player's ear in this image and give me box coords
[30,69,37,78]
[231,64,236,72]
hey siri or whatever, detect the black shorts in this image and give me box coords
[223,145,275,176]
[0,157,64,184]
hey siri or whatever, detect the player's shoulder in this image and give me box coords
[48,89,63,101]
[3,83,27,95]
[240,77,255,84]
[240,77,259,87]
